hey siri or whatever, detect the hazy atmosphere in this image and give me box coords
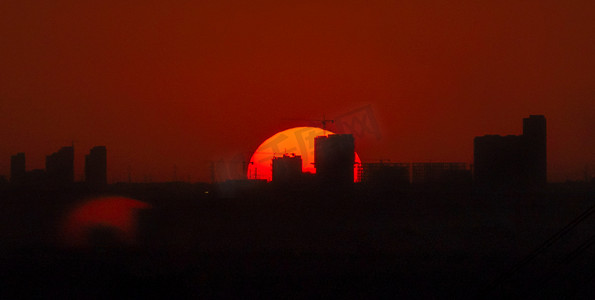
[1,1,593,182]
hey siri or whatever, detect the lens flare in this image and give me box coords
[62,196,151,247]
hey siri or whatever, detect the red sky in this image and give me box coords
[1,1,593,182]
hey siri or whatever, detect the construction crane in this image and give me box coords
[283,114,335,133]
[365,158,392,164]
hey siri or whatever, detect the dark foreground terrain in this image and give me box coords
[1,182,594,298]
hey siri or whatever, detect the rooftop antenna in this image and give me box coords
[321,113,334,135]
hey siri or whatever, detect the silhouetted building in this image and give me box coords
[314,134,355,185]
[46,146,74,185]
[523,115,547,186]
[10,152,25,183]
[85,146,107,187]
[474,115,547,188]
[360,162,410,187]
[217,179,268,198]
[411,162,471,185]
[474,135,524,187]
[272,154,302,184]
[25,169,48,186]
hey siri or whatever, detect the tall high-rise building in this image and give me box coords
[314,134,354,185]
[46,146,74,185]
[85,146,107,187]
[10,152,25,183]
[474,115,547,188]
[272,154,302,184]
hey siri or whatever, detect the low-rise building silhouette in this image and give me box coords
[10,152,26,183]
[360,162,410,187]
[46,146,74,185]
[314,134,355,185]
[85,146,107,187]
[474,115,546,188]
[272,154,302,184]
[411,162,471,184]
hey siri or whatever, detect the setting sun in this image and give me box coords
[247,127,361,182]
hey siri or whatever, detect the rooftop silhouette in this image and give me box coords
[85,146,107,188]
[314,134,355,185]
[272,153,303,185]
[46,146,75,186]
[474,115,547,189]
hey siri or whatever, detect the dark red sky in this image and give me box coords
[1,1,593,182]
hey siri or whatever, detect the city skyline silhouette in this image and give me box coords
[1,2,594,183]
[1,107,593,184]
[1,1,594,298]
[1,120,593,297]
[3,115,564,188]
